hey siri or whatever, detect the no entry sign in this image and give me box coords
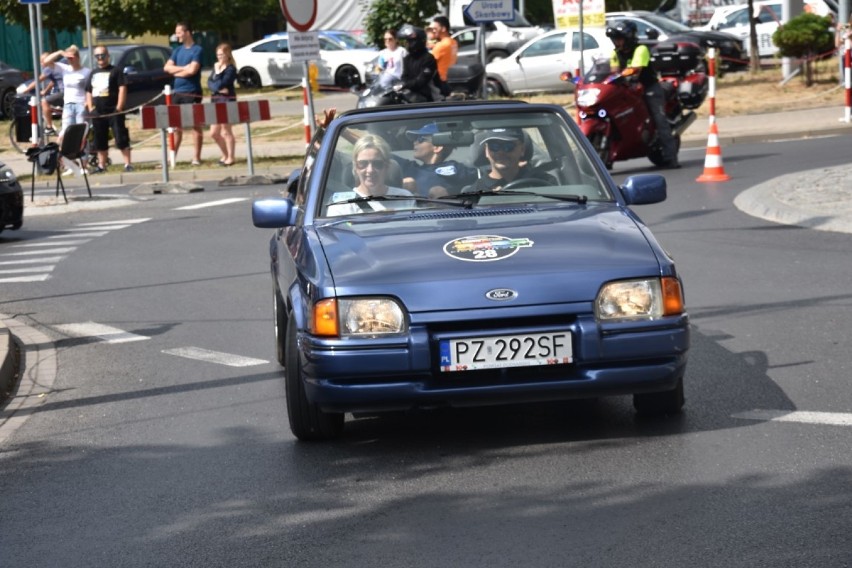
[280,0,317,32]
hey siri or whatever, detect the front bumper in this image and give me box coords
[299,311,690,413]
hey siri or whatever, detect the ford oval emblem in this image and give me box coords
[486,288,518,301]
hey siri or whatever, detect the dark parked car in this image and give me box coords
[81,44,173,109]
[607,11,747,70]
[1,59,28,120]
[0,161,23,234]
[252,100,690,440]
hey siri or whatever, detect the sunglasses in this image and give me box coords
[413,135,432,144]
[355,159,387,170]
[94,53,108,60]
[486,140,520,152]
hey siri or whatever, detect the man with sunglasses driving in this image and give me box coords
[396,123,477,197]
[468,128,555,192]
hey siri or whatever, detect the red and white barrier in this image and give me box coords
[29,96,38,146]
[140,99,271,130]
[140,97,272,181]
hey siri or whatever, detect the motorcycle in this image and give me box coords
[354,62,485,108]
[568,41,708,169]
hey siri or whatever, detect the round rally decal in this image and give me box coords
[443,235,534,262]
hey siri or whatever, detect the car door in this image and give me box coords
[753,4,782,56]
[125,46,172,108]
[454,29,481,65]
[512,32,568,92]
[252,38,295,86]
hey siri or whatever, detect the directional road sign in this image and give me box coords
[18,0,50,4]
[463,0,514,23]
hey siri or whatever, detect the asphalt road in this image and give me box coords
[1,135,851,566]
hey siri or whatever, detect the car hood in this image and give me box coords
[315,207,663,312]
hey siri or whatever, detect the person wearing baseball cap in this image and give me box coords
[394,122,477,197]
[469,127,556,192]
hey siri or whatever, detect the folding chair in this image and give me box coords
[57,122,93,200]
[26,142,62,203]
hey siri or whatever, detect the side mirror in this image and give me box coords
[123,66,139,75]
[619,174,666,205]
[647,29,660,40]
[252,197,298,228]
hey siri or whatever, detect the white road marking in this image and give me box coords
[54,230,109,237]
[0,274,50,283]
[52,322,150,344]
[12,240,91,247]
[0,256,65,265]
[163,347,268,367]
[0,247,76,256]
[77,218,151,226]
[733,409,852,427]
[174,198,248,211]
[0,265,55,274]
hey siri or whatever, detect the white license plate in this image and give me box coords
[440,331,573,372]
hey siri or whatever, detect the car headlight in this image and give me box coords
[595,277,684,322]
[577,88,600,107]
[0,166,17,184]
[311,297,407,338]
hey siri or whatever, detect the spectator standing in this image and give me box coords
[429,16,458,96]
[44,45,91,139]
[208,42,237,166]
[19,53,65,135]
[376,29,407,88]
[85,45,132,173]
[164,21,204,165]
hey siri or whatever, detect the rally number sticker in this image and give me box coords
[443,235,534,262]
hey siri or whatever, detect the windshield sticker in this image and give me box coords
[444,235,534,262]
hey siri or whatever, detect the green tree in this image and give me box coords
[772,12,834,86]
[359,0,441,48]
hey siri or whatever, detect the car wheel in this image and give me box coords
[486,50,509,63]
[237,68,262,89]
[486,78,505,97]
[334,65,361,89]
[285,314,345,441]
[633,377,684,415]
[1,88,15,119]
[273,288,287,366]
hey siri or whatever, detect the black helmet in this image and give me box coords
[397,24,427,53]
[606,20,638,44]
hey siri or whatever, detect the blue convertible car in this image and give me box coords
[253,101,689,441]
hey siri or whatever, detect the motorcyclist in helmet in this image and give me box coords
[606,20,679,168]
[397,24,438,103]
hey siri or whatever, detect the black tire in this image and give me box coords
[1,88,15,120]
[285,314,344,441]
[237,67,262,89]
[8,122,25,154]
[334,65,361,89]
[486,78,505,97]
[648,135,680,167]
[486,50,509,63]
[273,288,287,366]
[633,377,684,415]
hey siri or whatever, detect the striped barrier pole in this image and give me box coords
[29,97,38,147]
[706,48,717,124]
[302,61,317,146]
[843,39,851,124]
[164,85,176,167]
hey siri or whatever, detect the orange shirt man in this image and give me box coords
[430,16,457,82]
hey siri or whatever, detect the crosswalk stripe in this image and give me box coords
[52,322,149,344]
[1,247,76,256]
[0,265,55,274]
[12,240,91,247]
[77,218,151,226]
[733,409,852,426]
[0,256,65,265]
[163,347,268,367]
[54,230,109,237]
[174,198,248,211]
[0,274,50,283]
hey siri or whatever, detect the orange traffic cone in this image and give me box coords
[696,121,730,182]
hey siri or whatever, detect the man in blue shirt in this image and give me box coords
[164,21,204,165]
[396,122,477,197]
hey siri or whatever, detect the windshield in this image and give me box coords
[318,110,612,218]
[326,31,371,50]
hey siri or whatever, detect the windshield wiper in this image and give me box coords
[342,194,472,208]
[453,189,589,204]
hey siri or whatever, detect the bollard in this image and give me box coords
[706,48,717,124]
[844,39,851,124]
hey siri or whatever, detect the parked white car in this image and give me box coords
[233,31,377,89]
[485,27,613,96]
[696,2,782,57]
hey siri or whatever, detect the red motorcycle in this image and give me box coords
[568,41,708,169]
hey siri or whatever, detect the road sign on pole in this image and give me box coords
[463,0,513,23]
[280,0,317,32]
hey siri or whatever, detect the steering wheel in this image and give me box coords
[500,177,550,191]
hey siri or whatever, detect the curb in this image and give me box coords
[0,325,15,399]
